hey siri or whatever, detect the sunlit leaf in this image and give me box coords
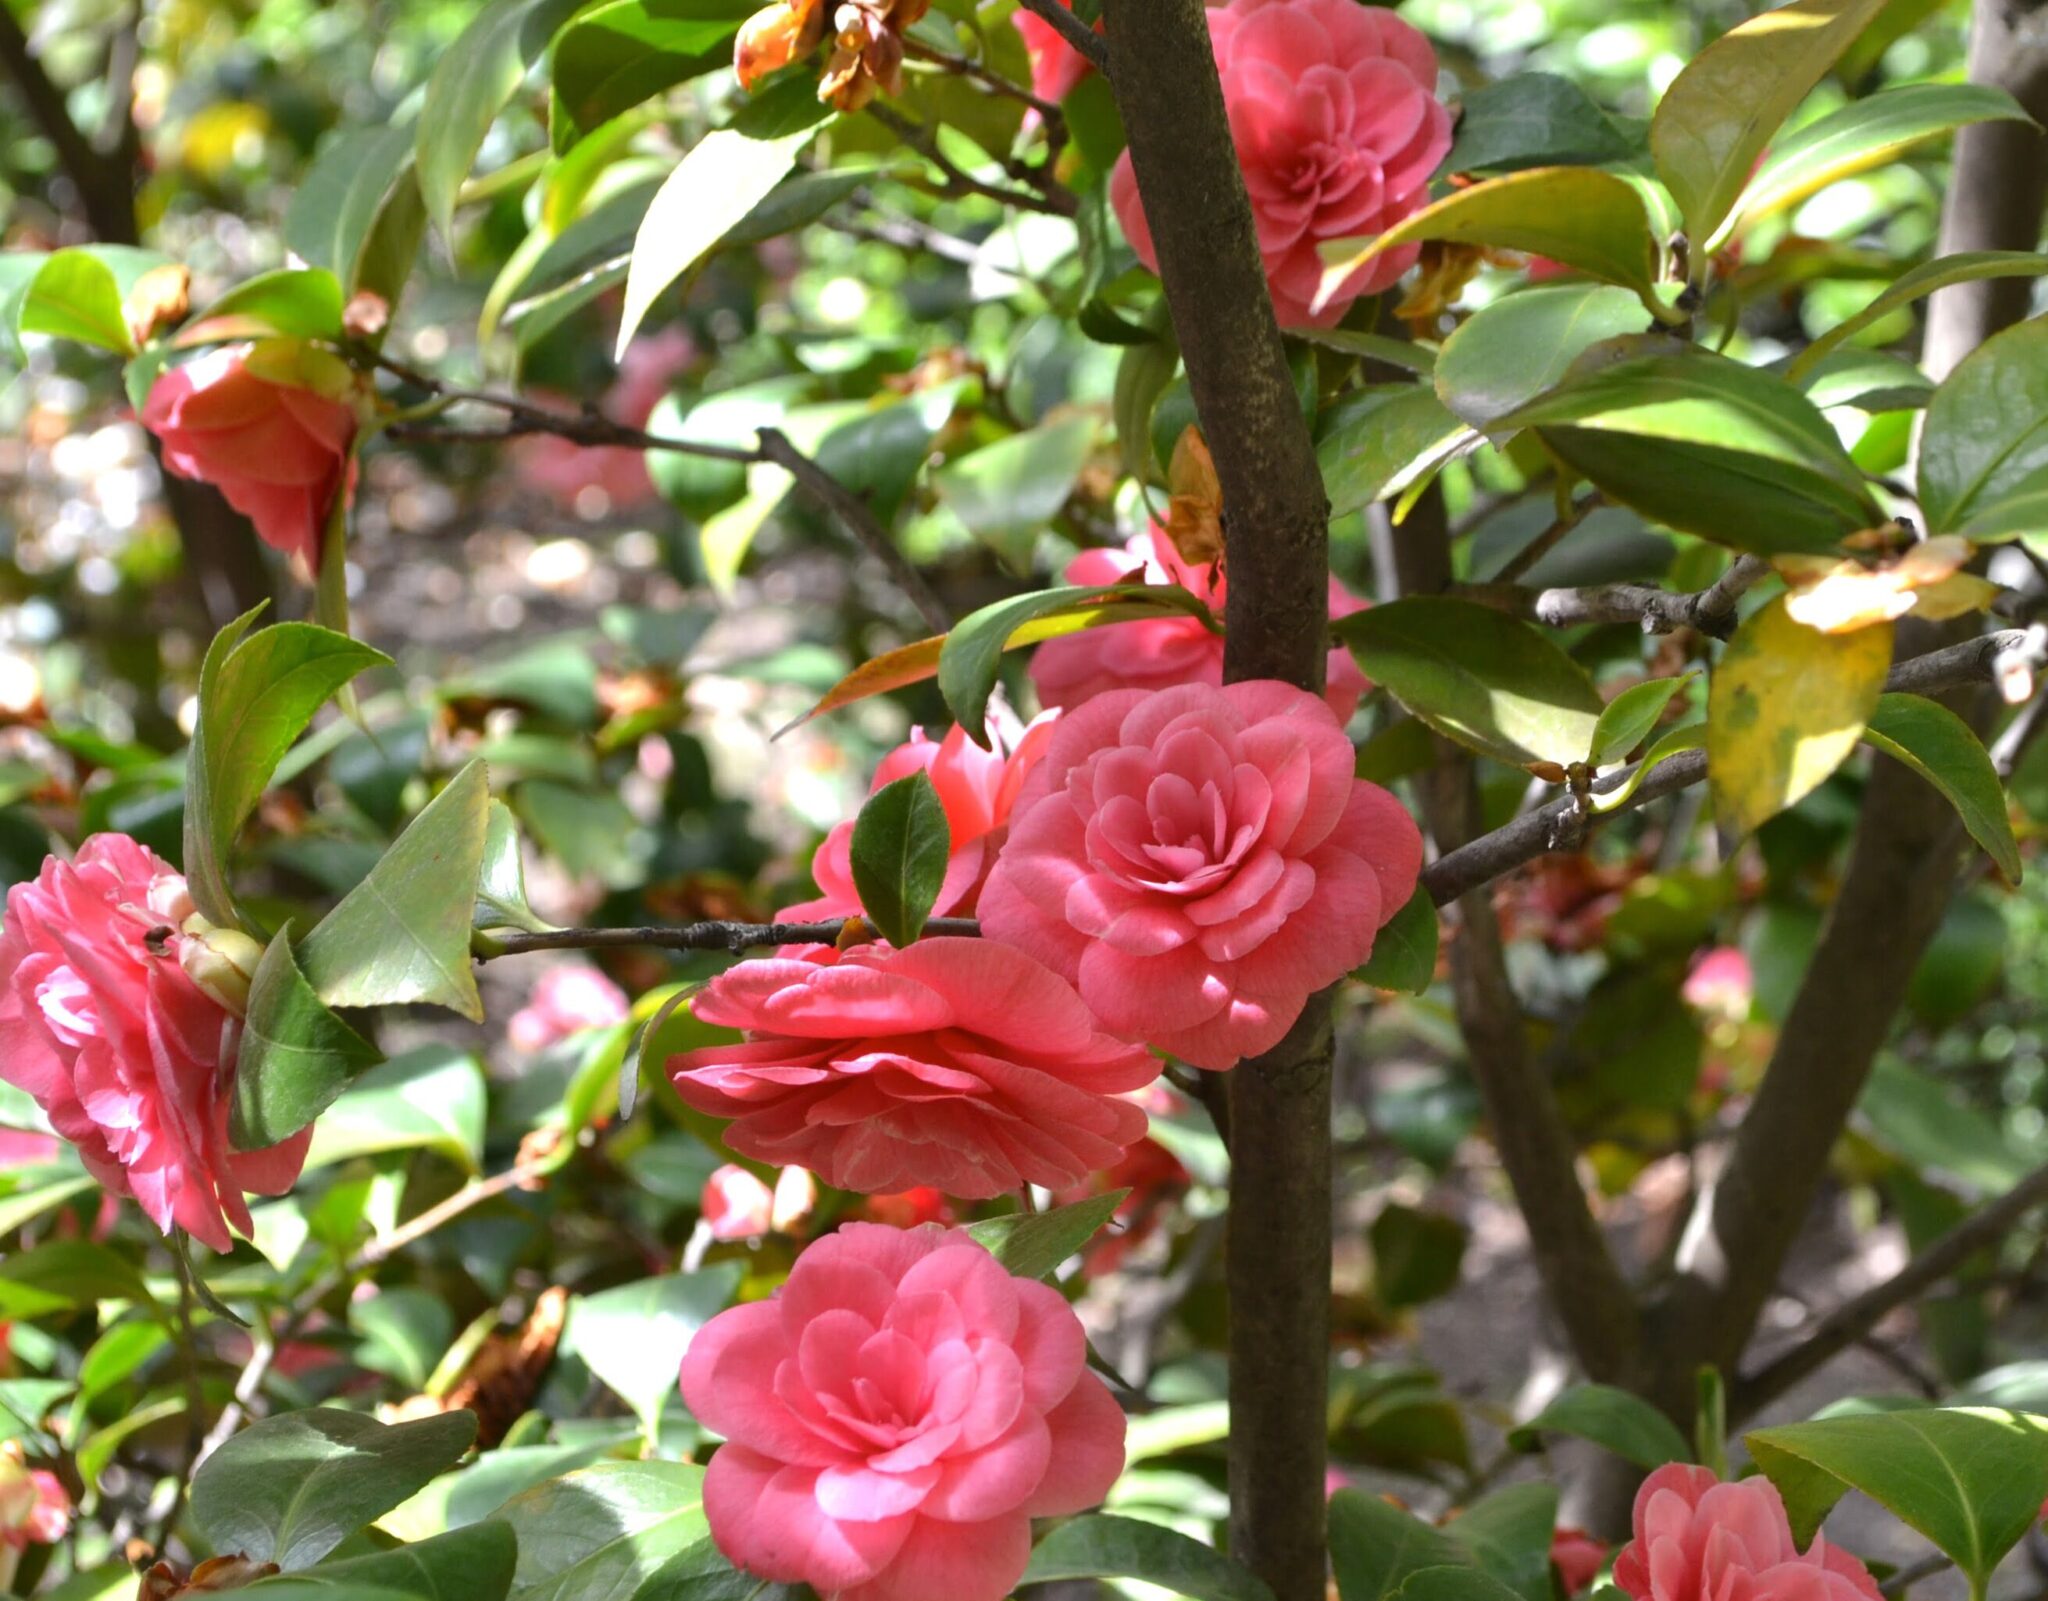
[1919,312,2048,533]
[965,1191,1128,1281]
[1023,1516,1276,1601]
[1506,1382,1691,1468]
[233,923,381,1148]
[1792,252,2048,381]
[847,771,951,947]
[1862,692,2020,883]
[1435,283,1654,428]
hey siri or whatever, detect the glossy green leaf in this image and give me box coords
[1497,349,1880,555]
[501,1460,709,1601]
[303,1046,488,1173]
[177,268,346,347]
[965,1190,1127,1280]
[299,761,491,1020]
[1920,313,2048,533]
[847,771,951,947]
[931,414,1098,565]
[263,1521,517,1601]
[233,923,381,1148]
[476,801,555,934]
[564,1267,743,1443]
[805,380,965,530]
[1792,252,2048,380]
[938,583,1217,748]
[1591,674,1697,766]
[1023,1515,1276,1601]
[1709,597,1892,835]
[0,1241,156,1324]
[1318,168,1663,310]
[1113,316,1180,483]
[1955,460,2048,543]
[15,246,168,354]
[185,609,390,928]
[417,0,587,234]
[550,0,756,150]
[1441,73,1641,176]
[1791,348,1933,413]
[1297,328,1437,375]
[1862,692,2021,884]
[1369,1203,1468,1309]
[286,126,426,305]
[1443,1482,1561,1601]
[1330,1488,1526,1601]
[1727,83,2029,245]
[1353,886,1440,995]
[1435,284,1653,428]
[1650,0,1892,251]
[1745,1408,2048,1590]
[1506,1382,1691,1468]
[1337,598,1603,770]
[616,128,814,355]
[1589,723,1705,813]
[1857,1055,2039,1195]
[1316,386,1475,516]
[624,1540,801,1601]
[192,1408,478,1570]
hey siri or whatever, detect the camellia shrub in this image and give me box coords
[8,0,2048,1599]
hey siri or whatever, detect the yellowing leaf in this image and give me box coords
[1779,535,1995,633]
[1708,594,1893,834]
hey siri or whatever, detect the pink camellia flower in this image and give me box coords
[0,1448,68,1552]
[512,328,694,512]
[669,937,1159,1197]
[1028,530,1371,724]
[980,681,1423,1070]
[1552,1527,1609,1595]
[701,1163,819,1241]
[1011,0,1097,104]
[680,1221,1126,1601]
[0,836,310,1254]
[862,1187,957,1228]
[507,964,631,1054]
[141,341,360,568]
[1614,1464,1881,1601]
[785,718,1057,923]
[1109,0,1451,328]
[1682,948,1753,1021]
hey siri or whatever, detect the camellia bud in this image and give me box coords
[177,915,266,1017]
[734,0,823,89]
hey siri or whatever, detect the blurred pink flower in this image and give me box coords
[785,717,1058,923]
[512,328,695,511]
[1109,0,1451,327]
[669,937,1159,1197]
[0,836,308,1253]
[979,682,1423,1069]
[1682,948,1753,1019]
[1614,1465,1880,1601]
[0,1452,68,1552]
[1028,531,1371,724]
[680,1222,1125,1601]
[1012,0,1097,104]
[507,965,631,1054]
[1553,1527,1608,1595]
[701,1163,819,1241]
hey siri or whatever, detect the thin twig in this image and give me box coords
[1880,1552,1955,1597]
[1016,0,1110,73]
[1463,554,1773,641]
[905,38,1062,120]
[864,103,1077,215]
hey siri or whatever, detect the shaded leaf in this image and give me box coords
[1435,284,1654,429]
[1353,886,1440,995]
[965,1191,1128,1280]
[501,1460,709,1601]
[1792,252,2048,380]
[259,1520,516,1601]
[564,1267,743,1443]
[847,771,951,947]
[1443,1482,1561,1601]
[1442,73,1641,176]
[1919,313,2048,534]
[476,801,555,935]
[1330,1488,1525,1601]
[1023,1515,1276,1601]
[303,1046,488,1173]
[550,0,755,150]
[1591,674,1697,766]
[233,923,381,1148]
[1862,692,2020,883]
[1317,386,1476,515]
[1506,1382,1691,1468]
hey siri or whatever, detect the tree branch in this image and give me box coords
[863,102,1077,215]
[1461,555,1771,641]
[1016,0,1110,74]
[1733,1159,2048,1418]
[0,3,136,243]
[478,915,980,958]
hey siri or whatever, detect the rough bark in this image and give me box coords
[1097,2,1333,1594]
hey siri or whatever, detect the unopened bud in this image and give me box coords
[124,263,191,346]
[177,916,265,1016]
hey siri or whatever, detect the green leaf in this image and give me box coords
[1336,597,1603,770]
[1589,723,1706,813]
[1316,386,1475,516]
[418,0,587,235]
[1920,313,2048,533]
[938,583,1217,748]
[805,380,966,530]
[476,801,555,934]
[262,1521,517,1601]
[1022,1515,1276,1601]
[1318,168,1664,311]
[1443,1483,1561,1601]
[1441,73,1641,176]
[1708,597,1892,835]
[1792,252,2048,381]
[550,0,756,150]
[286,127,427,306]
[1649,0,1893,252]
[501,1460,709,1601]
[1744,1407,2048,1591]
[1790,348,1933,413]
[1857,1055,2040,1196]
[177,269,347,347]
[1330,1488,1526,1601]
[1369,1203,1468,1309]
[0,1241,156,1323]
[1353,886,1439,995]
[615,128,814,355]
[964,1190,1128,1280]
[1113,314,1180,484]
[624,1541,800,1601]
[192,1408,478,1570]
[1591,674,1697,766]
[564,1267,743,1443]
[233,923,382,1148]
[727,68,839,139]
[303,1046,488,1172]
[1297,328,1437,375]
[300,761,491,1020]
[1861,692,2020,883]
[1435,284,1654,429]
[930,415,1099,565]
[1727,83,2030,245]
[846,771,951,947]
[185,611,390,928]
[16,246,168,355]
[1506,1382,1691,1468]
[1497,349,1880,555]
